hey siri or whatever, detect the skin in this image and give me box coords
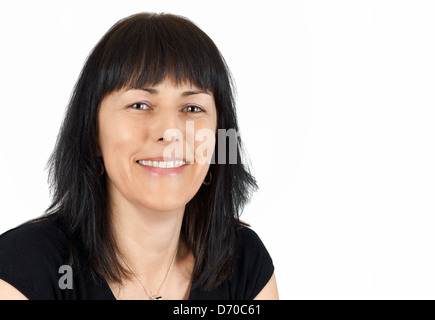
[99,77,218,299]
[0,77,278,300]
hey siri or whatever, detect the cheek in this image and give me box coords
[193,128,216,165]
[189,115,217,164]
[187,124,216,193]
[98,116,144,177]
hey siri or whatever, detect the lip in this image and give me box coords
[136,157,190,176]
[139,156,186,162]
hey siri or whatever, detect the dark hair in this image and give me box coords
[43,12,257,291]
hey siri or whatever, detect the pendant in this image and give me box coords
[151,296,163,300]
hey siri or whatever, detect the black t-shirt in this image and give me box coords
[0,220,274,300]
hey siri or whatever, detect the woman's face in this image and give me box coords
[98,78,217,212]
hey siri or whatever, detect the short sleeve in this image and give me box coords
[188,226,274,300]
[230,227,275,299]
[0,221,69,299]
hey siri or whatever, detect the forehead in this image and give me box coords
[128,77,212,95]
[101,77,215,106]
[123,71,213,93]
[92,13,228,111]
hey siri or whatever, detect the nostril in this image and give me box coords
[158,136,179,142]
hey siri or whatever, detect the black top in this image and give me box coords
[0,220,274,300]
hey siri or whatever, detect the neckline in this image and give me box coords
[102,277,195,300]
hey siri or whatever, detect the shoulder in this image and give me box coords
[190,226,275,300]
[0,219,69,260]
[237,226,272,258]
[231,226,275,298]
[1,217,65,239]
[0,219,69,299]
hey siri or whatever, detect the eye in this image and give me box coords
[182,105,204,113]
[129,103,150,110]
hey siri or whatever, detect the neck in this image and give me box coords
[108,185,186,286]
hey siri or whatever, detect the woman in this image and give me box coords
[0,12,278,300]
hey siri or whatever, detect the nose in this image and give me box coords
[149,109,189,161]
[150,109,184,145]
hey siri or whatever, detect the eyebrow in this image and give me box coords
[139,87,211,97]
[181,89,211,97]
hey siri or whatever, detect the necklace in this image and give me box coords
[117,244,179,300]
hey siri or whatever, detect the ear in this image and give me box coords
[95,114,102,157]
[95,130,102,157]
[96,144,102,157]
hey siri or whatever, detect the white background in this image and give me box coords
[1,0,434,299]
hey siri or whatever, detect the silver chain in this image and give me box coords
[117,243,179,300]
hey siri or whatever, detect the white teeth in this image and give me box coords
[137,160,188,168]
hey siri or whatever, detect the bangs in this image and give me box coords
[94,13,225,96]
[47,12,253,291]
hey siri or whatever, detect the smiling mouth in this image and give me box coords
[137,160,190,168]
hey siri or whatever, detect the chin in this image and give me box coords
[134,181,202,213]
[139,197,188,213]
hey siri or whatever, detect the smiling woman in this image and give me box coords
[97,79,217,213]
[0,13,278,300]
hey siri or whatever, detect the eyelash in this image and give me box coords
[130,103,150,110]
[181,105,205,113]
[128,103,205,113]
